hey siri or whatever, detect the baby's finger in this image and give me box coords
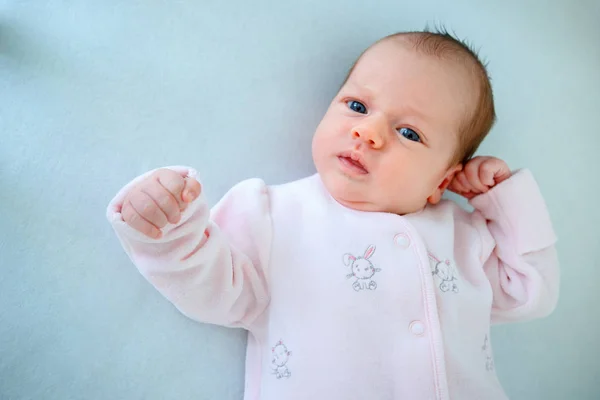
[181,177,202,203]
[488,159,512,184]
[461,191,478,200]
[128,190,168,229]
[479,162,496,187]
[448,175,468,194]
[122,201,162,239]
[142,182,182,224]
[456,172,478,195]
[464,164,489,194]
[155,169,187,209]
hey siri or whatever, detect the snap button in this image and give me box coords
[393,233,411,249]
[409,321,425,336]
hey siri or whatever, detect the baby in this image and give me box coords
[107,30,559,400]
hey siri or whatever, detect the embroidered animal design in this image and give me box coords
[343,245,381,291]
[428,253,459,293]
[482,334,495,371]
[271,340,292,379]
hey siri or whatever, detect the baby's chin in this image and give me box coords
[323,175,383,212]
[322,173,425,215]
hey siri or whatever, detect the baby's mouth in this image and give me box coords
[338,153,368,174]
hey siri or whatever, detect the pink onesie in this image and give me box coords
[107,167,559,400]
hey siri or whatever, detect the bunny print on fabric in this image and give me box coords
[271,340,292,379]
[343,245,382,291]
[482,334,495,372]
[428,252,459,293]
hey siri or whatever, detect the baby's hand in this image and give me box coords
[121,169,201,238]
[448,156,511,199]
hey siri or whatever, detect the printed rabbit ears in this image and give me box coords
[343,245,376,265]
[363,245,375,259]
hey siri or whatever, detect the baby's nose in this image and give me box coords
[352,128,383,149]
[351,117,385,149]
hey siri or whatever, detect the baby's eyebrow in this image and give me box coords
[341,81,374,99]
[395,104,427,119]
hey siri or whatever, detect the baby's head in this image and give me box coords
[312,29,495,215]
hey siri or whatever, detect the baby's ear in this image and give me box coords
[428,164,462,205]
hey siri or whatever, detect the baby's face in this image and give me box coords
[312,39,476,214]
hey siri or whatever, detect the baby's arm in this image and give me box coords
[106,167,272,329]
[468,169,559,323]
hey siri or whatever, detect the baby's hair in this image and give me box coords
[342,26,496,166]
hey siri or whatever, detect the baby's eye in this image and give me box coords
[398,127,421,142]
[347,100,367,114]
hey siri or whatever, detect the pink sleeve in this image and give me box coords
[106,166,272,330]
[469,169,560,324]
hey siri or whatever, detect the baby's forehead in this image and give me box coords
[349,42,477,117]
[353,39,472,81]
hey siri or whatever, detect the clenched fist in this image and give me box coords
[448,156,511,199]
[121,169,201,238]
